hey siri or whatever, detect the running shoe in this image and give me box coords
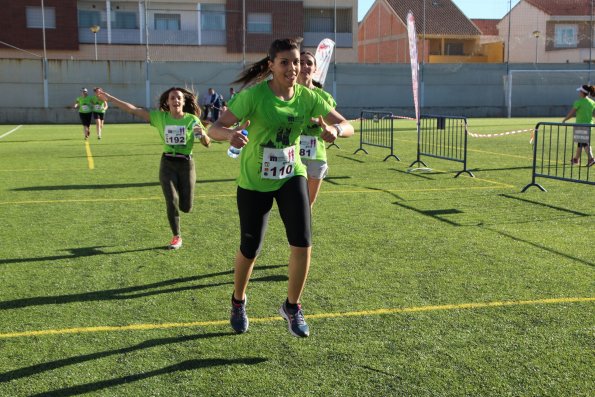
[588,158,595,167]
[570,158,579,165]
[230,295,249,334]
[167,235,182,250]
[279,301,310,338]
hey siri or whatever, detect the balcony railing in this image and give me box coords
[79,28,226,46]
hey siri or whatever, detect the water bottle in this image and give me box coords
[227,130,248,159]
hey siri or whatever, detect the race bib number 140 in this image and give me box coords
[262,146,296,180]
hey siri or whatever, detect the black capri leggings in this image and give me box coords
[237,176,311,259]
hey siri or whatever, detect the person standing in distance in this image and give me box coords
[563,84,595,167]
[208,37,354,338]
[96,87,211,249]
[91,87,108,140]
[73,88,93,140]
[298,51,352,208]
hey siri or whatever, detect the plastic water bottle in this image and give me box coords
[227,130,248,158]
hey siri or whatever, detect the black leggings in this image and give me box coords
[159,155,196,236]
[237,176,311,259]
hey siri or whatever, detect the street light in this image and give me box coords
[532,30,540,63]
[90,25,101,60]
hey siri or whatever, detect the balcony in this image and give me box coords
[79,28,226,46]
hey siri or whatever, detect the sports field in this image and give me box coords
[0,119,593,396]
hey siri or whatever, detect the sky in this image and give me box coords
[358,0,522,22]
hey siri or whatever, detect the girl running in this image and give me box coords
[73,88,93,140]
[298,50,353,208]
[91,87,108,140]
[562,84,595,167]
[208,37,354,337]
[96,87,211,249]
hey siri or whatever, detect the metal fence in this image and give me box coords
[354,111,400,161]
[522,122,594,192]
[409,115,473,177]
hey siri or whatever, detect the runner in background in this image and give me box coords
[96,87,211,250]
[208,37,354,338]
[73,88,93,140]
[562,84,595,167]
[91,87,108,140]
[298,50,352,208]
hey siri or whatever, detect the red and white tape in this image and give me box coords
[467,128,534,138]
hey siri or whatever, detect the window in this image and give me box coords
[78,10,101,28]
[304,8,352,33]
[247,13,272,33]
[26,6,56,29]
[554,24,578,48]
[113,11,137,29]
[201,4,225,31]
[445,42,464,56]
[155,13,180,30]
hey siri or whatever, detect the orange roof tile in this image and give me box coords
[525,0,593,16]
[386,0,481,36]
[471,19,500,36]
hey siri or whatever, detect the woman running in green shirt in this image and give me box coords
[209,37,354,338]
[563,84,595,167]
[96,87,210,250]
[298,50,353,208]
[73,88,93,140]
[91,87,108,140]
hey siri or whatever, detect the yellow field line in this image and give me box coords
[84,141,95,170]
[0,296,592,339]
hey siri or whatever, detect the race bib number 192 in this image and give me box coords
[262,146,296,180]
[164,125,187,145]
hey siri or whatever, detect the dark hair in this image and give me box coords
[158,87,201,117]
[233,37,303,88]
[579,84,595,97]
[300,50,323,88]
[300,51,316,66]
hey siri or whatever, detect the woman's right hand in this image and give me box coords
[229,121,250,148]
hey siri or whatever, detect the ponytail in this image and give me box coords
[232,37,303,89]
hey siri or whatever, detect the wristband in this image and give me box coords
[333,123,344,137]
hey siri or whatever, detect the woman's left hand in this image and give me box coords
[318,116,338,143]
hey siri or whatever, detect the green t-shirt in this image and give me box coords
[573,97,595,124]
[76,96,94,114]
[149,110,202,156]
[91,95,108,114]
[300,87,337,163]
[228,81,333,192]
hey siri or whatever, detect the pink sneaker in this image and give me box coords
[168,235,182,250]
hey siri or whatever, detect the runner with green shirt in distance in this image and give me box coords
[73,88,93,140]
[91,87,108,140]
[209,37,354,338]
[562,84,595,167]
[298,50,353,208]
[95,87,211,250]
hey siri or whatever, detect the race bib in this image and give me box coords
[164,125,187,145]
[93,104,102,111]
[262,146,296,180]
[573,127,590,144]
[81,105,90,112]
[299,135,317,159]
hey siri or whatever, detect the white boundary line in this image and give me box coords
[0,125,23,139]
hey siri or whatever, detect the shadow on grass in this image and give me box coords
[500,194,591,217]
[482,226,594,268]
[12,183,160,191]
[336,154,366,163]
[0,265,287,310]
[12,178,237,191]
[29,357,267,397]
[389,168,436,180]
[0,331,232,382]
[0,246,163,266]
[323,175,351,186]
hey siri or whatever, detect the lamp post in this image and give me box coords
[90,25,100,60]
[532,30,540,63]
